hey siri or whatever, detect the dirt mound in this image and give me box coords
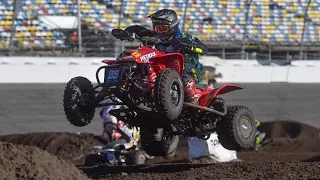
[258,120,320,152]
[0,141,87,180]
[81,162,320,180]
[0,132,103,165]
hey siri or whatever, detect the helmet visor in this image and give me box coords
[154,24,169,34]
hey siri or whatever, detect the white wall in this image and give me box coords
[0,57,319,83]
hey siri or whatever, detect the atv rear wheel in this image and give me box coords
[84,154,101,167]
[63,76,95,127]
[126,150,147,165]
[154,68,184,120]
[216,105,256,150]
[140,124,179,157]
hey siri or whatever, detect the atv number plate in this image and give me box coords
[104,67,121,85]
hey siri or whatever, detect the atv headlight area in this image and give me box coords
[96,63,134,87]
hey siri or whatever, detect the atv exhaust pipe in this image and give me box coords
[183,102,227,116]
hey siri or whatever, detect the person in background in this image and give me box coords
[254,119,266,151]
[69,31,78,52]
[99,99,138,149]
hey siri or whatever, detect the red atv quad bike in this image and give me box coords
[63,25,257,157]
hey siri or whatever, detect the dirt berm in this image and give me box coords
[0,120,320,179]
[0,141,87,180]
[0,132,103,165]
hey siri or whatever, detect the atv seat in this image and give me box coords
[195,84,208,91]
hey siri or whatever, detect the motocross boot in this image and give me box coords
[183,77,199,105]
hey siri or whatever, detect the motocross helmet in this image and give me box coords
[147,9,179,42]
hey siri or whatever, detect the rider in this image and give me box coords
[147,9,208,105]
[99,99,139,149]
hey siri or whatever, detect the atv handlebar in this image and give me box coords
[111,28,194,50]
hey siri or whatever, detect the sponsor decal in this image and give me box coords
[140,52,156,62]
[186,80,194,91]
[210,139,220,146]
[131,51,141,58]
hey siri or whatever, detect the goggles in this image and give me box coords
[154,24,169,33]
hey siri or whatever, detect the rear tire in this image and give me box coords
[216,105,256,150]
[140,124,179,157]
[63,76,95,127]
[84,154,100,167]
[154,68,184,120]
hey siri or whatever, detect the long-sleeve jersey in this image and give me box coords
[156,29,208,83]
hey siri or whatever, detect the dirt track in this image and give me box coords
[0,121,320,179]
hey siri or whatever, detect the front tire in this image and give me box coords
[216,105,256,150]
[154,68,184,120]
[63,76,95,127]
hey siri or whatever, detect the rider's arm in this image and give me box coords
[190,37,208,55]
[115,122,137,149]
[179,33,208,55]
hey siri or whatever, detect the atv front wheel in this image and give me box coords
[63,76,95,127]
[140,124,179,157]
[216,105,256,150]
[154,68,184,120]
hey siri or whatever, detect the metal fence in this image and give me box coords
[1,0,319,61]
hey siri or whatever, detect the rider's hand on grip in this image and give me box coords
[141,36,160,46]
[192,47,203,54]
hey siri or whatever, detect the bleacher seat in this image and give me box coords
[1,0,320,49]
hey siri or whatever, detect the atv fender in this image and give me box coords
[149,53,184,76]
[199,84,243,107]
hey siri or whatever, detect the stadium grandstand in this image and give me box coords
[0,0,320,61]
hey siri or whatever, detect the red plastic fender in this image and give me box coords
[199,84,243,107]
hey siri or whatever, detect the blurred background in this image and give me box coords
[1,0,320,61]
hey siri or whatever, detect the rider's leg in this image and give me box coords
[101,122,112,143]
[104,122,117,137]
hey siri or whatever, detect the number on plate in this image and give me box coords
[108,68,119,80]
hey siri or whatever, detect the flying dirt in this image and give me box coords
[0,121,319,179]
